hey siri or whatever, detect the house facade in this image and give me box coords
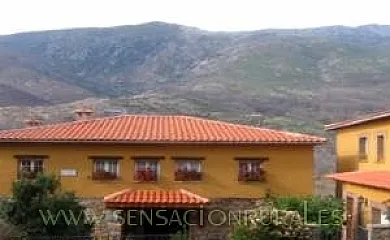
[326,112,390,240]
[0,113,325,238]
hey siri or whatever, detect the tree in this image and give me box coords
[0,174,92,237]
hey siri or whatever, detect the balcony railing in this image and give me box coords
[238,170,265,182]
[134,170,158,182]
[174,170,202,181]
[92,171,118,180]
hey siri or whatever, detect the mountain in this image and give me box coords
[8,22,390,194]
[1,22,390,134]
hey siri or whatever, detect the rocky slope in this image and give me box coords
[1,22,390,134]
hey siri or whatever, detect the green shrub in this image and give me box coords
[270,195,344,232]
[232,196,344,240]
[232,206,311,240]
[170,227,188,240]
[0,174,92,237]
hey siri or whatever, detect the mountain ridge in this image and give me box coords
[1,22,390,134]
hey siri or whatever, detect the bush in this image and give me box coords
[170,227,188,240]
[270,195,344,232]
[232,206,311,240]
[232,196,344,240]
[0,174,92,237]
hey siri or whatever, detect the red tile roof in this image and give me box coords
[327,171,390,191]
[325,110,390,130]
[0,115,325,144]
[104,189,209,208]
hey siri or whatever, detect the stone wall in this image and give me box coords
[81,197,264,239]
[314,139,337,196]
[189,198,262,240]
[81,197,263,239]
[371,224,390,240]
[1,196,333,239]
[80,198,122,238]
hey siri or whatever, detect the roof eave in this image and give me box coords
[324,113,390,131]
[326,173,390,191]
[0,139,326,145]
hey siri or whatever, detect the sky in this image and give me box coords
[0,0,389,35]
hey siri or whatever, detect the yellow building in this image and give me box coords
[0,111,325,237]
[326,112,390,240]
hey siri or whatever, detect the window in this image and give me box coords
[358,136,368,160]
[18,157,44,179]
[92,159,119,180]
[238,160,265,182]
[377,134,385,162]
[371,207,390,224]
[372,207,382,225]
[174,160,202,181]
[134,160,159,182]
[381,212,390,224]
[357,199,364,226]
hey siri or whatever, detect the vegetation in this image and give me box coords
[170,227,188,240]
[1,23,390,195]
[232,196,344,240]
[270,195,344,230]
[0,23,390,134]
[0,174,92,237]
[232,206,312,240]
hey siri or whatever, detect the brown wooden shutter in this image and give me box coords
[377,135,385,161]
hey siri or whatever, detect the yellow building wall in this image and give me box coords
[344,183,390,225]
[0,143,314,199]
[336,118,390,172]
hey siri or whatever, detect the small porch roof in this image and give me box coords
[104,189,209,208]
[326,171,390,191]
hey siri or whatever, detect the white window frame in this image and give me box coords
[239,160,264,173]
[381,212,390,224]
[19,158,44,173]
[175,160,202,172]
[135,160,160,177]
[93,159,120,177]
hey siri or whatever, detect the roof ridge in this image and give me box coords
[0,114,192,133]
[0,114,326,144]
[185,116,323,139]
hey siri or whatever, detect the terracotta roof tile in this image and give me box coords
[326,171,390,191]
[0,115,325,144]
[103,189,209,208]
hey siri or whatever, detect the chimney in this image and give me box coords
[74,107,94,120]
[24,119,42,127]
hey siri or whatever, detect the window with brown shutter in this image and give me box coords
[92,159,119,180]
[238,160,265,182]
[174,160,202,181]
[358,136,368,160]
[16,155,46,179]
[134,160,159,182]
[377,134,385,162]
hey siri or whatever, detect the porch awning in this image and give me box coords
[326,171,390,191]
[104,189,209,208]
